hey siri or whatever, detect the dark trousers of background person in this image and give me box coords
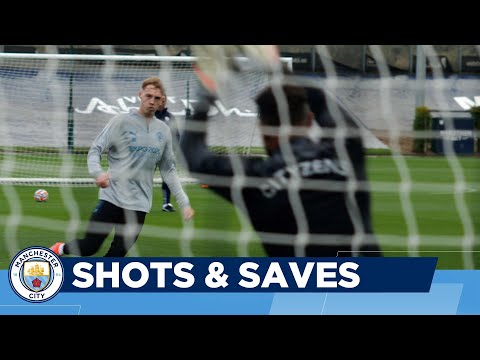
[63,200,146,257]
[162,181,171,205]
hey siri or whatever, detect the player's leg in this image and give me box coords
[52,200,117,256]
[103,209,147,257]
[162,180,175,212]
[162,180,171,204]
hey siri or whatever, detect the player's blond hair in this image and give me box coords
[141,77,165,96]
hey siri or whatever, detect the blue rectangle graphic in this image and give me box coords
[58,257,437,293]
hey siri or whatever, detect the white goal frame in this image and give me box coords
[0,52,293,186]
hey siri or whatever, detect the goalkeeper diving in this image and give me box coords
[180,57,382,257]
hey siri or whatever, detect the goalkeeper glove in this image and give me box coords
[192,65,218,121]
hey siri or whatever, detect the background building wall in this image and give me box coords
[1,45,477,74]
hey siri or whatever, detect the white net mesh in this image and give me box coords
[0,45,479,269]
[0,52,292,184]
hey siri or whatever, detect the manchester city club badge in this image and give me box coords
[9,246,64,303]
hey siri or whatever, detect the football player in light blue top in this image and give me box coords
[50,77,195,257]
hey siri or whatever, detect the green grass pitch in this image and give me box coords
[0,156,478,269]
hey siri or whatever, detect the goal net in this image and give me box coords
[0,52,292,186]
[0,45,478,270]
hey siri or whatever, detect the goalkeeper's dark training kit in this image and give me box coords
[181,79,383,258]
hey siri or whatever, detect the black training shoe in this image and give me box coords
[162,203,175,212]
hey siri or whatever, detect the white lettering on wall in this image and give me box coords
[453,96,480,110]
[75,96,257,117]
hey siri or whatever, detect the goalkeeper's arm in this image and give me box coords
[180,78,235,177]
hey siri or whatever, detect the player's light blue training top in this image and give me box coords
[87,108,190,213]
